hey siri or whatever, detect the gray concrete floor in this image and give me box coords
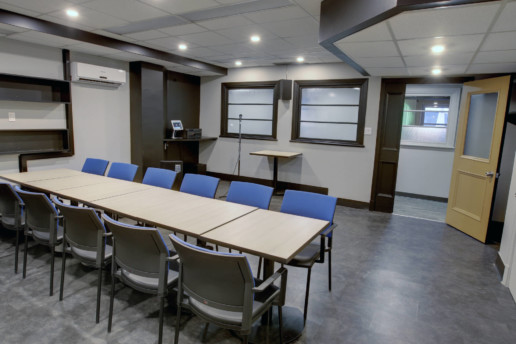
[1,182,516,344]
[393,195,447,223]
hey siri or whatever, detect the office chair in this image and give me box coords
[16,187,63,296]
[53,197,112,323]
[103,214,178,344]
[107,162,138,181]
[82,158,109,176]
[0,183,24,273]
[170,234,287,344]
[179,173,219,198]
[280,190,337,325]
[142,167,177,189]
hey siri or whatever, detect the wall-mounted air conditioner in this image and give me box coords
[71,62,126,88]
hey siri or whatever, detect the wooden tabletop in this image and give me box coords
[250,150,302,158]
[94,187,257,237]
[0,168,82,183]
[202,209,328,264]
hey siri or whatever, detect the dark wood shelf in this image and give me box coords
[0,129,70,154]
[0,73,70,103]
[163,136,217,142]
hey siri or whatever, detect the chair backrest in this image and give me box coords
[280,190,337,236]
[15,187,58,233]
[142,167,177,189]
[0,183,22,221]
[169,234,254,312]
[107,162,138,181]
[81,158,109,176]
[53,196,106,251]
[226,181,273,209]
[102,214,169,277]
[179,173,220,198]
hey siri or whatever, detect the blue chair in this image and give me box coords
[280,190,337,324]
[226,181,273,209]
[82,158,109,176]
[107,162,138,181]
[179,173,219,198]
[142,167,177,189]
[0,183,24,273]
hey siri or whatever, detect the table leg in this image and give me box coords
[272,157,278,191]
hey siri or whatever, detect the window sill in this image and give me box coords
[219,134,277,141]
[290,138,364,147]
[400,143,455,151]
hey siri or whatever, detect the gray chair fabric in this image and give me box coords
[102,214,178,344]
[0,183,24,273]
[53,196,112,323]
[169,234,287,344]
[15,187,63,296]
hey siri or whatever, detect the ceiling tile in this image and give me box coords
[145,36,187,50]
[467,62,516,74]
[481,31,516,51]
[407,65,467,76]
[0,0,75,14]
[0,23,30,34]
[284,35,319,49]
[404,53,475,67]
[179,31,233,47]
[243,6,308,23]
[65,42,122,55]
[43,6,129,30]
[158,24,207,36]
[336,22,392,43]
[83,0,169,22]
[139,0,220,14]
[216,24,277,42]
[356,56,405,68]
[292,0,321,17]
[0,2,41,16]
[398,35,484,56]
[335,41,399,58]
[474,50,516,64]
[37,14,95,31]
[100,51,140,61]
[197,15,254,30]
[492,1,516,32]
[264,17,319,38]
[124,30,169,41]
[92,29,138,42]
[389,3,500,39]
[210,43,265,57]
[365,67,409,77]
[177,46,224,58]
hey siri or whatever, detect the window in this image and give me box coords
[401,85,461,148]
[291,79,368,146]
[221,81,279,140]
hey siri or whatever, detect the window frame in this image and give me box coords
[291,78,368,147]
[220,81,279,141]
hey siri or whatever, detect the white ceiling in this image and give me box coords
[334,0,516,76]
[0,0,515,77]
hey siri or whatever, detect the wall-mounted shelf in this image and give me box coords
[0,129,69,155]
[163,136,217,143]
[0,73,70,103]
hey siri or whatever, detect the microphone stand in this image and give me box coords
[238,114,242,176]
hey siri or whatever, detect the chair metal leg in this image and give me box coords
[202,323,209,343]
[242,335,248,344]
[266,308,270,344]
[14,229,20,273]
[50,246,55,296]
[23,232,28,278]
[108,273,116,332]
[59,243,67,301]
[328,250,332,291]
[257,258,262,279]
[96,266,102,323]
[158,296,165,344]
[174,304,182,344]
[303,267,312,325]
[278,305,283,344]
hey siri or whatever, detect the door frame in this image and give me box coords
[369,76,473,212]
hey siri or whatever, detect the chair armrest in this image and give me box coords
[166,254,179,262]
[103,232,113,238]
[321,223,337,237]
[252,266,287,293]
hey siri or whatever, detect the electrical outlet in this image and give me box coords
[8,112,15,121]
[175,164,181,173]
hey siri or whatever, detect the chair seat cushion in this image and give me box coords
[288,241,320,267]
[32,225,64,243]
[119,268,178,292]
[1,215,24,230]
[71,245,113,265]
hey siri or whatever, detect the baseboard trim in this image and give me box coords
[495,253,505,280]
[337,198,369,209]
[395,191,448,203]
[206,171,329,195]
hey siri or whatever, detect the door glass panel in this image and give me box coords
[463,92,498,159]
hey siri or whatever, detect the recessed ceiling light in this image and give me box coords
[431,45,445,54]
[178,44,187,50]
[432,68,442,75]
[250,35,260,43]
[66,9,79,17]
[235,60,242,67]
[296,56,304,63]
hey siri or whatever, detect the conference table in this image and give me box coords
[0,168,329,343]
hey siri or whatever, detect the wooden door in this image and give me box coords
[446,76,511,243]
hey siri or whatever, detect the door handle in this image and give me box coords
[485,171,494,177]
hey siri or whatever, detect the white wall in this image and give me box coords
[0,38,130,174]
[500,152,516,287]
[199,63,381,202]
[493,123,516,222]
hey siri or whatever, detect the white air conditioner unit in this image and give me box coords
[71,62,126,88]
